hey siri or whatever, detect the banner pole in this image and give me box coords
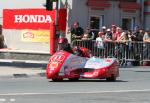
[50,22,55,55]
[55,0,59,38]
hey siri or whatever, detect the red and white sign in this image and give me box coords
[3,9,66,30]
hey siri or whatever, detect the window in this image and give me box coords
[122,18,132,30]
[90,17,100,30]
[90,15,104,31]
[122,17,136,30]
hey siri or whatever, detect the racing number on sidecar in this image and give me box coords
[49,62,58,68]
[51,55,65,62]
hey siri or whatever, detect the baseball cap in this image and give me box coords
[106,28,111,31]
[102,26,106,29]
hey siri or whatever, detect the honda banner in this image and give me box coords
[3,9,66,30]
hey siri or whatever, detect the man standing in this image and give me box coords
[0,24,4,48]
[71,21,84,42]
[132,26,143,66]
[143,29,150,66]
[111,25,117,41]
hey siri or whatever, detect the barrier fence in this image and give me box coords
[72,40,150,66]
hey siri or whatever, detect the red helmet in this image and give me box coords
[58,38,68,44]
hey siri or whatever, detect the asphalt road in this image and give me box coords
[0,67,150,103]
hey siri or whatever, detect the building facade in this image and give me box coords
[62,0,150,31]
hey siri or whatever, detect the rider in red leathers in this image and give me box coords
[57,37,92,57]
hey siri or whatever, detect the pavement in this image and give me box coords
[0,48,49,78]
[0,66,46,78]
[0,59,47,78]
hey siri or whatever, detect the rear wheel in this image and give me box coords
[68,78,79,81]
[106,75,116,81]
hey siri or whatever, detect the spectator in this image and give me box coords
[104,28,113,42]
[116,31,129,65]
[0,24,4,48]
[111,25,117,34]
[143,29,150,65]
[132,26,143,41]
[127,30,133,42]
[96,32,105,49]
[81,27,93,50]
[82,27,93,40]
[139,29,144,41]
[95,32,105,57]
[115,27,122,41]
[89,29,98,40]
[117,31,129,42]
[127,29,134,52]
[114,27,123,60]
[131,26,143,66]
[143,29,150,43]
[101,26,107,35]
[71,21,84,42]
[104,28,113,57]
[111,25,117,41]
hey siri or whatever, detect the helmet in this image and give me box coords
[58,37,68,44]
[57,37,69,51]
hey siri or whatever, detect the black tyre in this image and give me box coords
[52,78,63,82]
[106,75,116,82]
[68,78,79,81]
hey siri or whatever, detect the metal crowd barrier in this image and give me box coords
[72,40,150,66]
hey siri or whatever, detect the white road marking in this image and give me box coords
[10,98,16,102]
[0,98,6,102]
[0,89,150,96]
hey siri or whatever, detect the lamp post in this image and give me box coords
[45,0,60,53]
[140,0,144,29]
[55,0,59,38]
[45,0,59,37]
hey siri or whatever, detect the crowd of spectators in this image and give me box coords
[70,21,150,66]
[70,22,150,44]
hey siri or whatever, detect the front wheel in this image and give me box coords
[106,75,116,82]
[52,78,63,82]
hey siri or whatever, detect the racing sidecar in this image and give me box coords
[46,51,119,81]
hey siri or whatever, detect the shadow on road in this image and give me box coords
[134,71,150,73]
[49,79,128,83]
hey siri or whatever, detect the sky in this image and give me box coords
[0,0,45,17]
[0,0,46,24]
